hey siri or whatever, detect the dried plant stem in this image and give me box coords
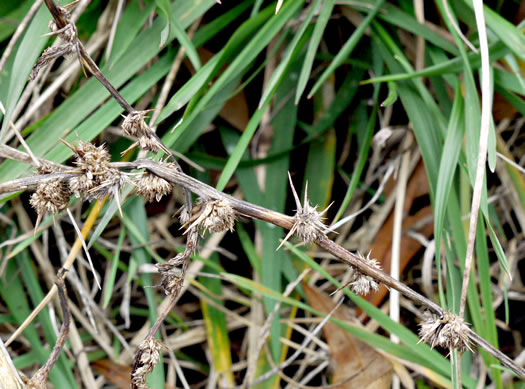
[2,158,523,377]
[27,268,70,389]
[459,0,491,319]
[6,0,521,381]
[5,199,105,347]
[43,0,133,113]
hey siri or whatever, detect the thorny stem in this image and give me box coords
[1,158,524,378]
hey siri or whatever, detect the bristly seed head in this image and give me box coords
[277,173,333,250]
[419,311,474,353]
[135,162,175,202]
[131,338,164,389]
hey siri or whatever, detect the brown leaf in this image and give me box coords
[92,360,132,389]
[304,284,393,389]
[364,161,434,310]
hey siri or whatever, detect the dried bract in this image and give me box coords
[131,338,164,389]
[419,311,474,353]
[30,45,75,80]
[30,6,78,80]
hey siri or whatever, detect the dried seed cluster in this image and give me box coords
[121,111,164,154]
[67,140,123,201]
[348,252,381,295]
[185,198,236,234]
[135,161,175,202]
[419,311,474,353]
[30,7,79,80]
[131,338,164,389]
[30,179,70,218]
[156,228,198,295]
[332,252,381,296]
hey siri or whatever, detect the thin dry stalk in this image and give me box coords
[459,0,492,319]
[26,268,70,389]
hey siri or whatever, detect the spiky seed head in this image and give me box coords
[348,252,381,295]
[330,252,381,296]
[293,201,331,243]
[202,199,236,233]
[64,140,124,201]
[70,140,111,173]
[419,311,474,353]
[277,173,333,250]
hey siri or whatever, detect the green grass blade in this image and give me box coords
[103,226,126,309]
[0,5,50,141]
[308,0,385,98]
[294,0,332,103]
[433,79,464,292]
